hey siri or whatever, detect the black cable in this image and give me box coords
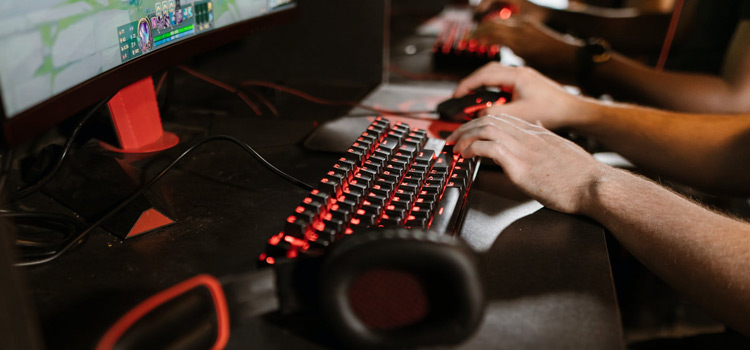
[0,211,87,257]
[8,96,113,203]
[15,135,313,267]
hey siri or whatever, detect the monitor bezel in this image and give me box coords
[0,3,298,147]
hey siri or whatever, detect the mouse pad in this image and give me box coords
[304,115,462,153]
[305,83,461,153]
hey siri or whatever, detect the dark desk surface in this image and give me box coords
[18,81,623,349]
[18,6,623,349]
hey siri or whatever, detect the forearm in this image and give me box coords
[544,10,669,52]
[581,168,750,335]
[592,54,750,113]
[571,100,750,194]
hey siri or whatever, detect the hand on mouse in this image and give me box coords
[446,114,609,214]
[454,63,595,130]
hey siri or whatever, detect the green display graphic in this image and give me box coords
[0,0,285,118]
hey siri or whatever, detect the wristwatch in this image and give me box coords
[576,37,612,91]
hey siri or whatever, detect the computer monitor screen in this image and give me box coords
[0,0,296,146]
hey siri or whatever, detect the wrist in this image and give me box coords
[559,93,601,131]
[576,165,624,218]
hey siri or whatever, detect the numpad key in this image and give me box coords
[259,117,480,265]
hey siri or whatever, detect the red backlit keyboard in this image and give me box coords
[432,19,501,72]
[259,117,480,265]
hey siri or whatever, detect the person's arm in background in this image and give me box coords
[590,21,750,114]
[445,113,750,336]
[476,0,672,52]
[454,63,750,194]
[473,2,750,114]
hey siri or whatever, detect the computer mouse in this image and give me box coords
[436,89,511,122]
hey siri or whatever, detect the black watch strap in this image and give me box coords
[576,37,612,92]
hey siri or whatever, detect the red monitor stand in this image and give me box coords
[44,77,178,239]
[102,76,180,153]
[102,77,179,238]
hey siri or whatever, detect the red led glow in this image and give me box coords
[345,228,354,235]
[320,178,329,184]
[303,197,312,204]
[331,204,340,211]
[499,7,512,19]
[295,206,305,214]
[463,103,490,116]
[373,185,381,190]
[311,189,319,195]
[387,205,396,210]
[382,214,390,220]
[351,218,361,225]
[287,250,298,259]
[407,215,416,221]
[306,231,319,242]
[287,215,296,223]
[324,213,333,221]
[413,207,421,212]
[357,209,366,215]
[266,257,275,264]
[258,253,267,261]
[363,200,372,206]
[439,207,445,215]
[285,236,307,248]
[268,232,283,246]
[313,221,325,231]
[416,198,424,203]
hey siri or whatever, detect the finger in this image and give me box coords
[480,103,530,122]
[451,121,524,156]
[459,140,521,174]
[475,0,494,13]
[445,114,500,144]
[492,113,545,132]
[454,64,521,98]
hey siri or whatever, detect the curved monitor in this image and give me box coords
[0,0,297,146]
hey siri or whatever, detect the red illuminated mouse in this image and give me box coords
[436,88,511,122]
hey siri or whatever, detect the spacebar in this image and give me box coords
[430,187,462,234]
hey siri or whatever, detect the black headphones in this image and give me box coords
[97,229,485,350]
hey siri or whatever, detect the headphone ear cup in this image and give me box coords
[317,229,485,349]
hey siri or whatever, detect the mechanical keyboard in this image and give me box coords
[259,117,479,265]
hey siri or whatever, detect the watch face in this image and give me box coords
[588,39,611,63]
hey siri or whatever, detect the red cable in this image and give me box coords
[245,88,279,117]
[177,65,263,116]
[155,71,168,95]
[656,0,684,71]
